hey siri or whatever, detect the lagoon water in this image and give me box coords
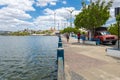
[0,36,58,80]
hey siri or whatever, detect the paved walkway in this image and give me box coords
[62,36,120,80]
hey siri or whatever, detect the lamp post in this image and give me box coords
[66,18,69,27]
[118,22,120,49]
[115,7,120,50]
[90,0,92,3]
[58,23,59,31]
[66,9,74,27]
[64,23,66,28]
[54,11,56,30]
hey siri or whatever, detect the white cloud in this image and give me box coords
[34,14,66,30]
[36,0,58,7]
[44,7,80,19]
[33,7,81,30]
[0,7,32,20]
[0,0,35,31]
[44,8,54,15]
[62,1,67,4]
[0,0,35,11]
[50,1,56,5]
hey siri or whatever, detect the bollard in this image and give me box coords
[57,48,64,64]
[59,36,62,42]
[58,42,62,48]
[96,39,100,45]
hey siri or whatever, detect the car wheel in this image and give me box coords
[112,41,116,45]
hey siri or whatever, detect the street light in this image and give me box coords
[66,9,74,27]
[54,11,56,30]
[65,17,69,27]
[115,7,120,50]
[64,23,66,28]
[58,23,59,31]
[90,0,92,3]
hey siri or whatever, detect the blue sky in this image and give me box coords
[28,0,85,19]
[0,0,120,31]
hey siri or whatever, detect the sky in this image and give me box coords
[0,0,120,31]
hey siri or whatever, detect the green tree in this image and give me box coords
[115,14,120,37]
[116,14,120,21]
[74,0,112,31]
[61,27,80,34]
[108,24,119,36]
[108,14,120,37]
[10,31,30,36]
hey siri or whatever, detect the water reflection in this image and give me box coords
[0,36,58,80]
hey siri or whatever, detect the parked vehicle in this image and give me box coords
[94,27,118,45]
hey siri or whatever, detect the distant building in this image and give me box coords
[50,27,56,31]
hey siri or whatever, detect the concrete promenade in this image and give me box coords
[62,36,120,80]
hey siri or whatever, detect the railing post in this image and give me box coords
[59,36,62,42]
[96,39,100,45]
[58,42,62,48]
[57,48,64,64]
[58,36,63,51]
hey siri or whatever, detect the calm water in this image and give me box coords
[0,36,58,80]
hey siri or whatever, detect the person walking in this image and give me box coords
[81,32,86,44]
[65,32,70,42]
[77,32,81,43]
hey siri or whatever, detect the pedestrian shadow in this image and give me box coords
[71,42,97,46]
[70,71,86,80]
[71,42,82,45]
[106,54,120,63]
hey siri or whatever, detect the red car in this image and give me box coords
[94,31,118,45]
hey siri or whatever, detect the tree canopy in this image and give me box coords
[74,0,113,30]
[116,14,120,21]
[60,27,80,34]
[108,24,119,36]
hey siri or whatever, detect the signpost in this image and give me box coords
[115,7,120,50]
